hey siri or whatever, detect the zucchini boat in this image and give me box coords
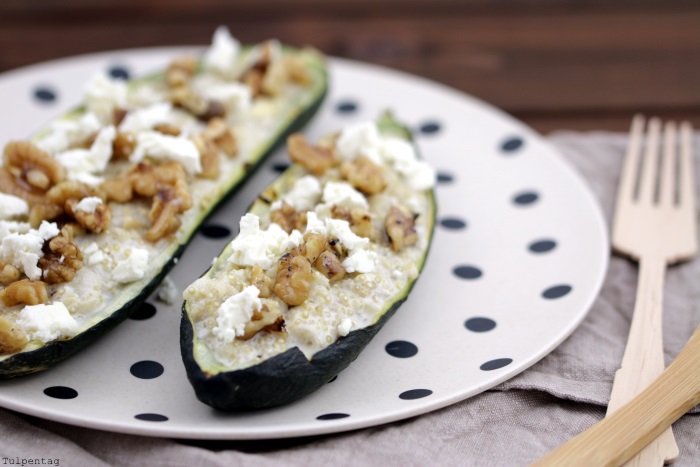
[181,112,437,410]
[0,26,328,378]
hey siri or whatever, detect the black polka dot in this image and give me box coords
[437,172,454,184]
[480,358,513,371]
[418,121,441,135]
[453,265,482,280]
[501,137,524,153]
[529,239,557,253]
[513,191,539,205]
[335,100,358,114]
[130,361,164,379]
[200,224,231,239]
[327,375,338,383]
[542,284,572,299]
[271,162,290,173]
[317,413,350,420]
[108,65,130,80]
[44,386,78,399]
[399,389,433,400]
[385,340,418,358]
[33,86,57,103]
[135,413,168,422]
[439,217,467,230]
[464,317,496,333]
[130,302,156,320]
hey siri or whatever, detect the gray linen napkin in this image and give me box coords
[0,131,698,466]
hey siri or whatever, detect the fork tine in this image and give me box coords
[639,117,662,204]
[618,114,645,203]
[659,121,677,207]
[679,121,696,211]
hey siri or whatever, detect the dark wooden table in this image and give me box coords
[1,0,699,133]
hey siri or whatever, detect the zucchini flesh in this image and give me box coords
[0,41,328,378]
[181,113,437,410]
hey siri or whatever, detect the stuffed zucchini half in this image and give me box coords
[181,113,437,410]
[0,26,328,378]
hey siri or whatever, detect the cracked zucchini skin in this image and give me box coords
[180,114,437,411]
[0,47,328,379]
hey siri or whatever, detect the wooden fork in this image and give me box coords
[606,116,697,466]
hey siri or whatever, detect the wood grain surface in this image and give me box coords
[0,0,698,132]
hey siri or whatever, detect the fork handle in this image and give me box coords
[607,255,679,465]
[532,325,700,466]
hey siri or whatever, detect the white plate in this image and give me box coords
[0,47,608,439]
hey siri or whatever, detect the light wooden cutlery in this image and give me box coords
[534,116,698,466]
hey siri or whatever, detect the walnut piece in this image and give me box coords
[287,134,338,175]
[65,199,112,234]
[0,261,20,285]
[153,123,181,136]
[28,203,63,228]
[341,156,387,195]
[203,118,238,157]
[47,181,105,206]
[146,179,192,242]
[302,232,326,263]
[3,141,65,191]
[270,201,307,234]
[112,132,136,160]
[0,168,46,206]
[0,316,28,355]
[0,280,48,307]
[385,205,418,251]
[331,205,373,239]
[166,56,198,88]
[315,251,346,282]
[38,226,83,284]
[240,304,284,340]
[273,251,313,307]
[250,265,273,298]
[192,136,220,180]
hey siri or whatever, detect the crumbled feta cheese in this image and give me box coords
[36,112,102,155]
[204,26,241,76]
[74,197,103,214]
[271,175,322,212]
[320,181,368,211]
[336,121,382,164]
[342,249,377,274]
[325,218,369,252]
[16,302,78,343]
[130,131,202,175]
[193,76,251,115]
[379,137,436,190]
[228,213,302,269]
[0,221,59,280]
[118,103,173,134]
[0,193,28,220]
[304,212,327,236]
[55,125,116,181]
[0,221,31,238]
[84,73,127,123]
[337,318,352,337]
[212,285,261,343]
[113,248,149,283]
[83,243,106,266]
[156,275,179,306]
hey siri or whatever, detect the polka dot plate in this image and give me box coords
[0,47,609,439]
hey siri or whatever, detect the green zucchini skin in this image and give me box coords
[0,48,328,379]
[180,116,437,411]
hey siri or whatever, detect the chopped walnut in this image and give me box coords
[283,55,312,85]
[65,199,112,233]
[192,136,220,180]
[47,181,106,206]
[0,168,46,206]
[242,41,278,98]
[29,181,109,229]
[3,141,65,191]
[0,280,48,307]
[273,251,313,307]
[341,156,387,195]
[270,201,307,233]
[153,123,181,136]
[203,118,238,157]
[331,205,373,239]
[385,205,418,251]
[145,179,192,242]
[240,304,284,340]
[170,85,208,116]
[39,226,83,284]
[315,251,346,282]
[28,203,64,228]
[303,232,326,263]
[0,316,28,355]
[199,101,226,122]
[243,70,264,98]
[0,261,20,285]
[250,265,273,298]
[287,133,338,175]
[113,107,128,127]
[166,56,198,88]
[103,161,187,202]
[112,132,136,160]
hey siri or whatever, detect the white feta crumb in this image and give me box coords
[84,73,127,123]
[379,137,436,190]
[55,125,116,178]
[337,318,353,337]
[0,221,31,238]
[130,131,202,175]
[228,214,302,269]
[17,302,78,343]
[0,221,59,280]
[336,121,382,164]
[193,76,251,115]
[112,248,149,284]
[74,197,103,214]
[304,212,327,236]
[212,285,261,343]
[156,275,179,306]
[271,175,322,212]
[320,181,368,211]
[118,102,173,134]
[0,193,29,220]
[325,218,369,252]
[204,26,241,76]
[83,243,105,266]
[342,249,377,274]
[36,112,102,155]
